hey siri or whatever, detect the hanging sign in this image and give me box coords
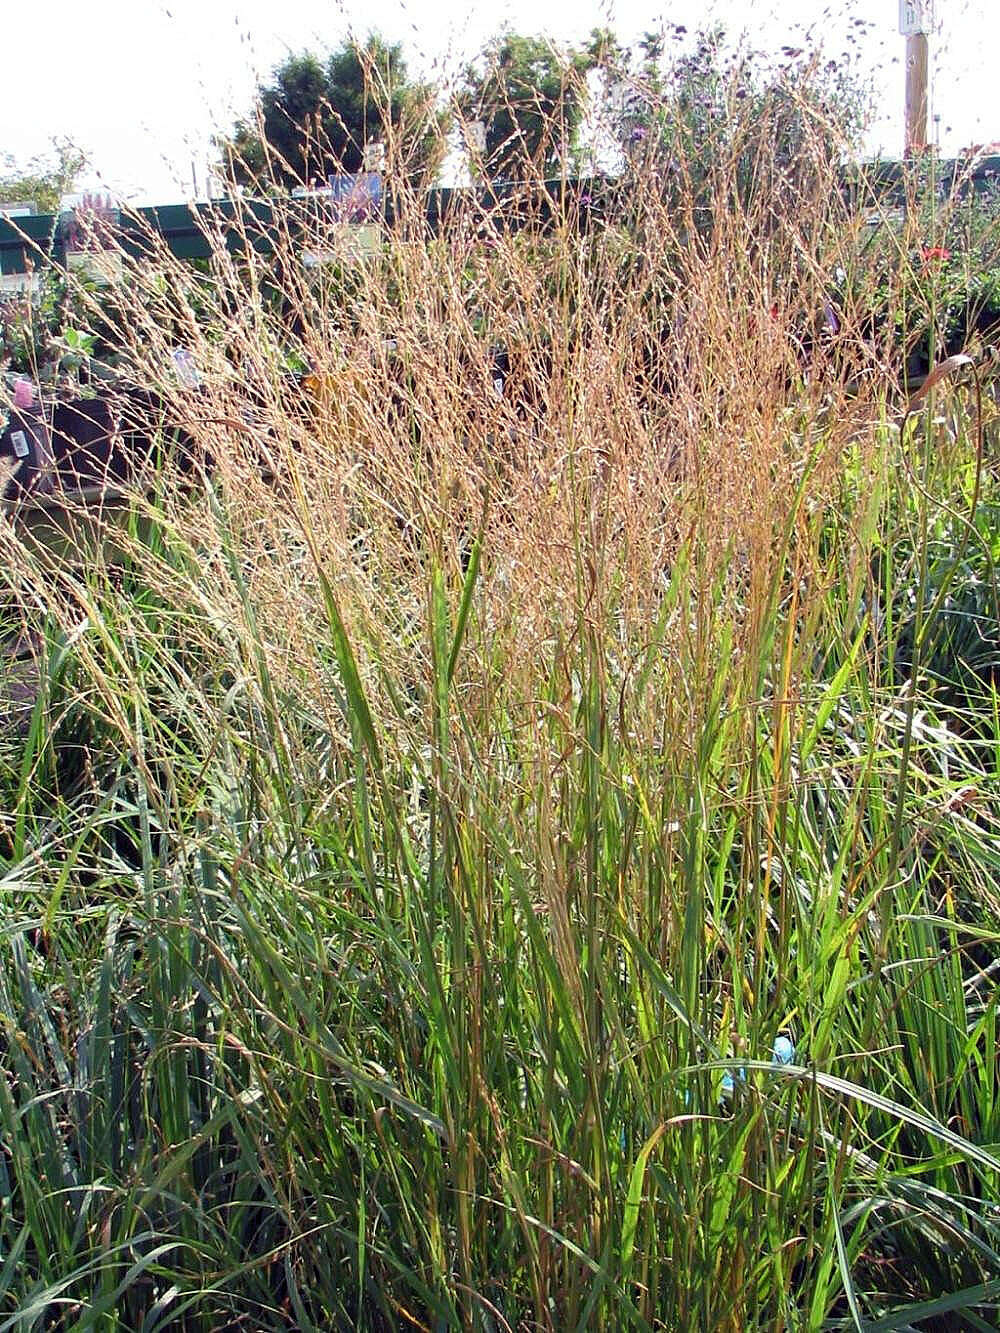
[899,0,931,35]
[326,173,383,224]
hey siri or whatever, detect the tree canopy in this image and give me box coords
[461,33,601,183]
[222,35,446,189]
[0,141,85,214]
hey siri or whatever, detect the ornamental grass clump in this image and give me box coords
[1,40,1000,1332]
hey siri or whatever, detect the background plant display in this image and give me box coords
[0,274,65,380]
[4,32,1000,1333]
[0,271,125,390]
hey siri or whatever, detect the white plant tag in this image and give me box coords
[171,348,200,390]
[11,431,29,459]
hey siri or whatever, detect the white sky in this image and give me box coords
[1,0,997,205]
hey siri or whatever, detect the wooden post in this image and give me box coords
[905,31,929,156]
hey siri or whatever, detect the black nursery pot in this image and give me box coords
[0,400,55,499]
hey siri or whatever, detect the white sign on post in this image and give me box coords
[899,0,931,35]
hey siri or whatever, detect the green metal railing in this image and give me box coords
[0,199,277,277]
[0,179,594,279]
[3,159,999,280]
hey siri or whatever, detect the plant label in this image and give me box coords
[171,348,200,391]
[10,431,29,459]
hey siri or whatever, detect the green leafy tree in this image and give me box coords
[461,32,600,182]
[222,35,446,189]
[0,141,85,214]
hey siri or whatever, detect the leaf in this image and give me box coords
[865,1277,1000,1332]
[447,528,482,686]
[908,353,974,405]
[621,1124,666,1279]
[706,1061,1000,1177]
[316,564,382,769]
[800,619,867,764]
